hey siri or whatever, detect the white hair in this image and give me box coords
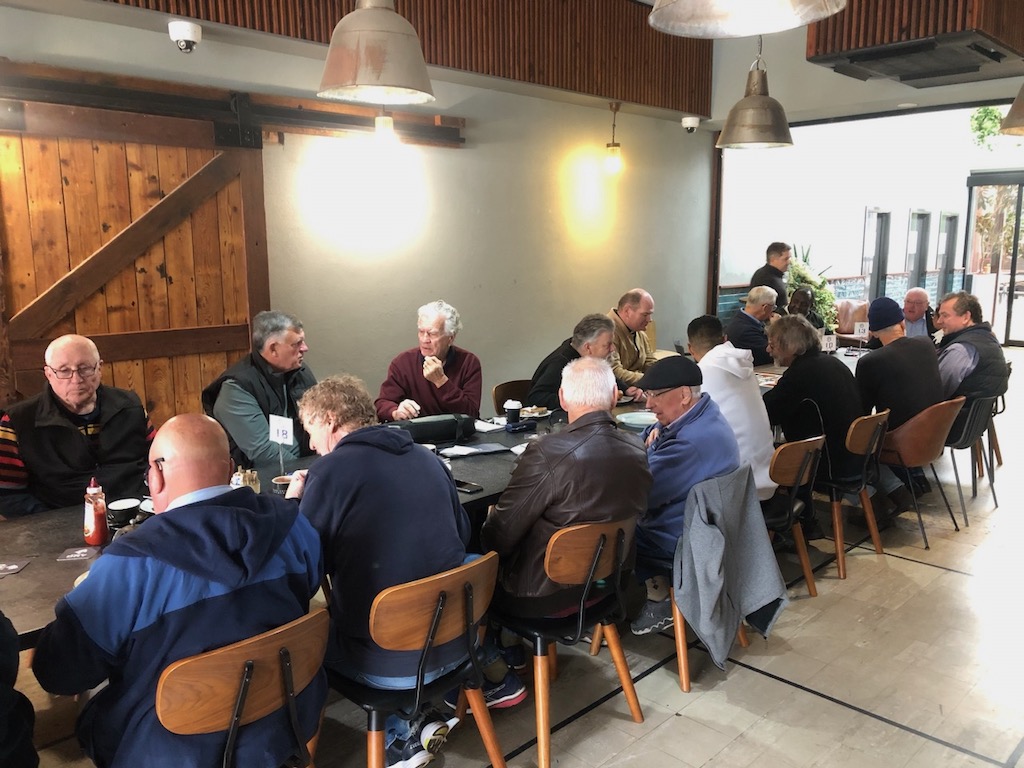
[417,299,462,337]
[746,285,778,307]
[560,357,616,409]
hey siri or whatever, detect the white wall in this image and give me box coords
[0,3,714,414]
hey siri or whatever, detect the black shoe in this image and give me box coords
[911,476,932,498]
[887,485,916,517]
[797,516,826,540]
[771,529,797,554]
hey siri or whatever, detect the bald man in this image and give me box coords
[0,334,153,517]
[32,414,325,768]
[608,289,658,387]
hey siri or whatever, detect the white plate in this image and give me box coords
[521,408,550,419]
[617,396,634,405]
[616,411,658,428]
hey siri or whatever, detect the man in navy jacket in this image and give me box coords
[32,415,324,768]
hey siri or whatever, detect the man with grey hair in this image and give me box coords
[482,357,651,616]
[202,309,317,468]
[1,333,153,516]
[725,285,777,366]
[903,287,938,340]
[526,313,626,410]
[376,299,482,421]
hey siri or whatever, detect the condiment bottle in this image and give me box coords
[84,477,109,546]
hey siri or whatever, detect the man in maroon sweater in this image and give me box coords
[375,300,483,422]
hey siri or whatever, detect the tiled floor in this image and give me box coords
[26,348,1023,768]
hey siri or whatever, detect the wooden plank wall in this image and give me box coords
[101,0,713,115]
[808,0,1024,58]
[0,125,256,424]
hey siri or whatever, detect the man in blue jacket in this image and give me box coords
[32,414,325,768]
[631,356,740,635]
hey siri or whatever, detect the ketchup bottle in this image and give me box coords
[84,477,109,546]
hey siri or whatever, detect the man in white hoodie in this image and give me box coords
[687,316,791,528]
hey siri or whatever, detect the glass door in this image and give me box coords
[965,171,1024,345]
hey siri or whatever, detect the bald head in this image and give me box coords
[44,334,99,367]
[617,288,655,332]
[149,414,233,513]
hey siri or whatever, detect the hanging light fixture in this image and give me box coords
[646,0,847,39]
[1000,82,1024,135]
[605,102,623,175]
[716,37,793,149]
[374,108,399,144]
[318,0,435,105]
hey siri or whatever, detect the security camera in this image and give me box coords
[681,116,700,134]
[168,20,202,54]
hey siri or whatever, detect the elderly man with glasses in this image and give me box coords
[630,355,740,635]
[0,334,153,517]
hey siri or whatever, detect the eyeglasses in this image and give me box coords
[46,363,100,379]
[645,387,680,399]
[149,457,166,472]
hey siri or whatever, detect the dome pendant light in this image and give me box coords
[647,0,847,39]
[716,37,793,149]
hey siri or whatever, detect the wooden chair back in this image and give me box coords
[156,608,329,735]
[491,380,532,415]
[544,518,635,586]
[769,436,826,488]
[845,409,890,456]
[369,551,498,652]
[881,397,965,467]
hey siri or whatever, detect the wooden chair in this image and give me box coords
[156,608,330,768]
[491,379,531,416]
[944,396,1000,524]
[879,396,965,549]
[768,435,826,598]
[488,520,644,768]
[815,410,890,580]
[325,551,507,768]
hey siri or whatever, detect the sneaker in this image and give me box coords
[630,598,673,636]
[417,711,459,754]
[386,735,434,768]
[443,671,527,712]
[499,641,527,671]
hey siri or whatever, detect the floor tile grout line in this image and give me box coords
[850,542,975,577]
[727,657,1005,767]
[1004,734,1024,768]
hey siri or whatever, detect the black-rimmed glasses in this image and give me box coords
[45,363,101,379]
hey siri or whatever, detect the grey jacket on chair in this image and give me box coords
[673,465,788,670]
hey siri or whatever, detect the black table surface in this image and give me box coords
[1,505,92,650]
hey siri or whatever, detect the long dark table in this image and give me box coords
[4,414,652,648]
[1,505,92,650]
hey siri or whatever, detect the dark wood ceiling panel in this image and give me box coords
[99,0,712,115]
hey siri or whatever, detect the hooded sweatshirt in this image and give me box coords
[299,425,470,679]
[32,488,324,768]
[698,342,778,501]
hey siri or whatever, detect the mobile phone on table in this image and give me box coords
[454,479,484,494]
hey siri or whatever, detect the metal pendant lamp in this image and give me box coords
[646,0,847,39]
[1000,82,1024,135]
[717,37,793,149]
[317,0,435,105]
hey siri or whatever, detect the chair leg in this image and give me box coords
[465,688,507,768]
[547,643,558,683]
[950,449,969,529]
[791,521,817,598]
[973,439,984,482]
[736,624,750,648]
[669,588,690,692]
[970,444,979,498]
[366,729,386,768]
[601,622,644,723]
[909,482,930,550]
[532,639,552,768]
[589,625,604,656]
[454,688,469,721]
[981,435,999,508]
[858,489,884,555]
[307,707,325,768]
[931,462,959,531]
[989,421,1003,467]
[830,498,847,580]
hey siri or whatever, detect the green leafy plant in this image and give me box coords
[788,245,837,328]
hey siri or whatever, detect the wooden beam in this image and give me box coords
[10,324,251,369]
[8,150,244,340]
[0,100,215,147]
[239,151,271,316]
